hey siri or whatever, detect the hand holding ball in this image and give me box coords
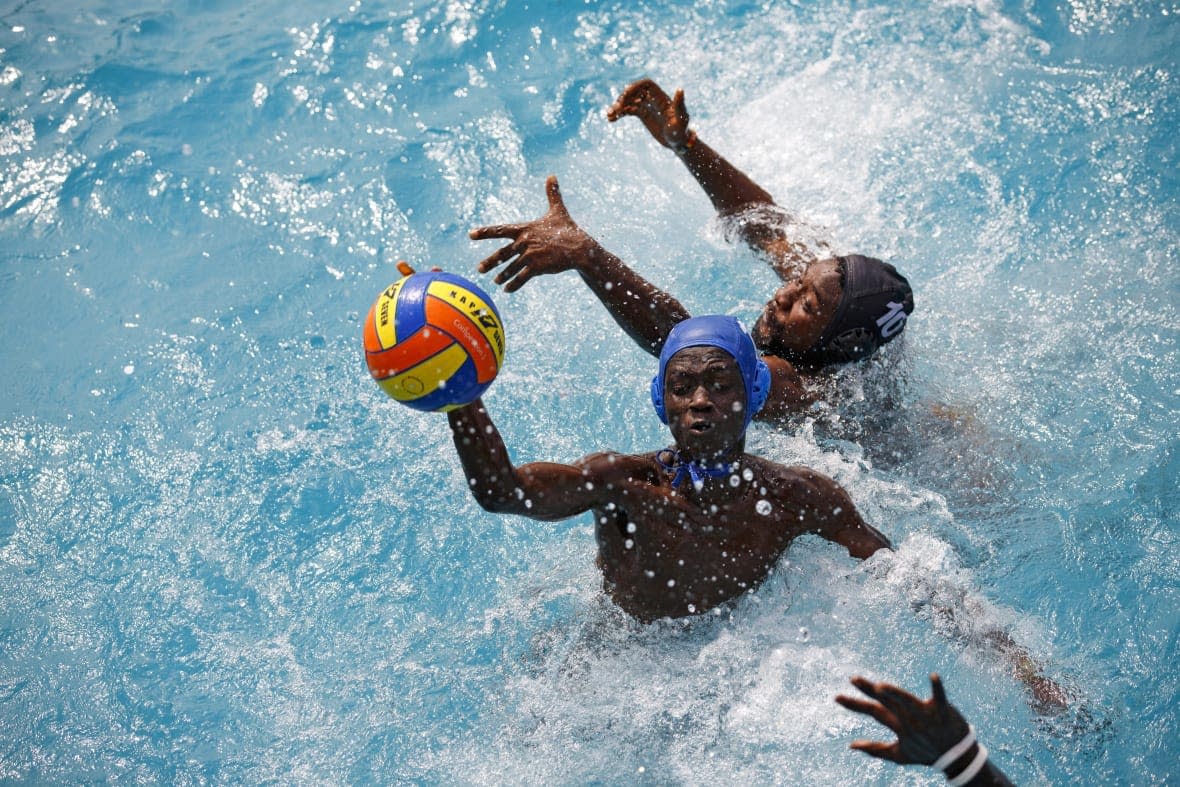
[363,265,505,411]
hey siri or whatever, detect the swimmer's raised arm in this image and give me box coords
[448,398,614,521]
[607,78,815,281]
[835,674,1015,786]
[470,175,689,356]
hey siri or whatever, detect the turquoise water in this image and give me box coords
[1,0,1177,783]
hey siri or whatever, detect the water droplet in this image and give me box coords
[123,364,135,375]
[742,468,754,481]
[624,539,633,549]
[666,579,676,587]
[644,570,655,578]
[626,522,636,534]
[729,474,741,487]
[687,604,696,613]
[798,627,810,642]
[756,499,772,515]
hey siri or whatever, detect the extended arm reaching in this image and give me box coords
[470,175,689,356]
[448,398,603,521]
[607,79,816,280]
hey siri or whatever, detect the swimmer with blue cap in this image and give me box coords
[470,80,913,423]
[447,315,891,623]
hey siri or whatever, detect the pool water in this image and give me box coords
[1,0,1176,783]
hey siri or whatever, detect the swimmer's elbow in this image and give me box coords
[466,483,522,515]
[845,528,892,560]
[471,492,520,515]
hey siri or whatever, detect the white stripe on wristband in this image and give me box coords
[931,725,976,772]
[947,743,989,787]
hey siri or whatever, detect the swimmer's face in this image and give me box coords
[751,259,842,359]
[662,347,747,458]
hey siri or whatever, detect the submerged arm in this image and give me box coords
[471,175,690,356]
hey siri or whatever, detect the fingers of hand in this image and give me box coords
[930,674,949,708]
[673,87,689,121]
[848,676,885,701]
[875,683,925,715]
[502,267,533,293]
[493,255,530,286]
[607,95,636,121]
[476,244,518,274]
[608,80,654,120]
[470,224,522,241]
[837,695,897,730]
[835,695,882,716]
[545,175,569,217]
[849,740,905,763]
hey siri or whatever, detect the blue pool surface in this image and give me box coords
[1,0,1177,783]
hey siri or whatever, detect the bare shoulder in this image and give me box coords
[573,450,660,484]
[745,456,846,501]
[757,354,815,420]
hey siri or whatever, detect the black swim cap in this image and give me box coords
[799,255,914,366]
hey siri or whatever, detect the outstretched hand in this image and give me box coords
[835,674,971,765]
[606,78,692,150]
[469,175,600,293]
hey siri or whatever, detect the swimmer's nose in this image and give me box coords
[689,385,714,410]
[773,283,796,309]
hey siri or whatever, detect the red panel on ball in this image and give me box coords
[424,296,498,383]
[365,326,453,380]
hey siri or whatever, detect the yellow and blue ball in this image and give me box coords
[363,271,505,412]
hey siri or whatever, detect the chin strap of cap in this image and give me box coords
[656,449,736,490]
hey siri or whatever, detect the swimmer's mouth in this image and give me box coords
[688,420,714,433]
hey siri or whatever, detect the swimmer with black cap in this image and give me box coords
[447,315,892,623]
[470,80,913,421]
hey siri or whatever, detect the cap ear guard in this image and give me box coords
[650,374,668,424]
[823,326,878,364]
[748,357,771,418]
[652,358,769,426]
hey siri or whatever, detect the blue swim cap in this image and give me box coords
[650,315,771,429]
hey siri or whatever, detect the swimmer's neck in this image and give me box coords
[661,442,754,502]
[668,440,746,468]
